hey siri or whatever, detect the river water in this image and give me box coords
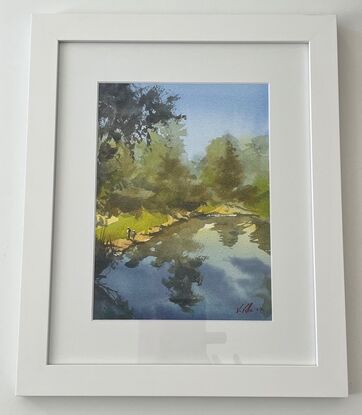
[94,215,271,320]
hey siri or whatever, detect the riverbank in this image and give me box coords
[96,203,259,255]
[110,211,192,253]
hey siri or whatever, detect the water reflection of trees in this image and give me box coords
[93,276,133,319]
[229,256,271,319]
[163,257,204,312]
[257,276,271,318]
[211,215,270,254]
[93,240,134,319]
[212,217,245,247]
[94,215,271,318]
[249,218,270,254]
[124,219,207,312]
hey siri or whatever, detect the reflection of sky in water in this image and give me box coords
[101,217,271,320]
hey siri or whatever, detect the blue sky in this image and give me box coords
[139,83,269,158]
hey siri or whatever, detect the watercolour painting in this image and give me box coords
[93,83,271,320]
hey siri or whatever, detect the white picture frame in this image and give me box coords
[17,14,347,397]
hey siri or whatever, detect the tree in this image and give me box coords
[200,134,244,201]
[96,140,139,215]
[240,135,269,184]
[97,84,186,214]
[239,135,270,219]
[98,83,185,154]
[134,122,201,211]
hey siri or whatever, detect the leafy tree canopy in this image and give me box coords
[200,134,244,201]
[98,83,185,153]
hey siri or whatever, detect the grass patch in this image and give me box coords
[96,209,169,242]
[196,202,250,216]
[196,203,218,214]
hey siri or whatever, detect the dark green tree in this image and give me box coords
[200,134,244,201]
[98,83,185,153]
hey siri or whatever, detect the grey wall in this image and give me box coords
[1,0,361,413]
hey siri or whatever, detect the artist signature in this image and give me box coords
[236,302,264,315]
